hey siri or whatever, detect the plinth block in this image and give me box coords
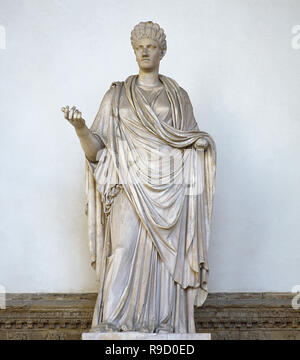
[82,331,211,340]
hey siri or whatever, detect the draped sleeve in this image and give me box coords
[179,87,200,131]
[84,83,117,279]
[90,86,115,148]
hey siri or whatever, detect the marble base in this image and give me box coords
[82,331,211,340]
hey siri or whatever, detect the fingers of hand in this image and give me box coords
[70,106,76,120]
[62,106,83,126]
[62,105,70,119]
[74,110,81,120]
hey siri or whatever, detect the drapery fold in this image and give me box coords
[85,74,216,328]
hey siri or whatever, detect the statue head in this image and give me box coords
[131,21,167,71]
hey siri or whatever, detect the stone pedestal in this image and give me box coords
[82,331,211,340]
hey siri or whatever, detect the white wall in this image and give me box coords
[0,0,300,293]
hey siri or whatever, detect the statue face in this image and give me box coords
[134,38,162,71]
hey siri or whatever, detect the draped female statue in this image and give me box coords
[61,21,216,334]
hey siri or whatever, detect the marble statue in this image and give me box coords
[61,21,216,334]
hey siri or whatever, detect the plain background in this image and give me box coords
[0,0,300,293]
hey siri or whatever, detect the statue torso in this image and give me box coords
[119,82,173,126]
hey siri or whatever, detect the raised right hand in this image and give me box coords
[61,105,86,129]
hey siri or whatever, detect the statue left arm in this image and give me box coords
[179,87,209,150]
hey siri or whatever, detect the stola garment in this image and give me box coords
[85,74,216,333]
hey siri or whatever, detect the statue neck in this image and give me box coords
[137,68,161,87]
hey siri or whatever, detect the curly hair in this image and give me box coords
[130,21,167,58]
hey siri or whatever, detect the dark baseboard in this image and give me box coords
[0,292,298,340]
[194,292,300,340]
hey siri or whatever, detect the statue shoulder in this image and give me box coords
[178,86,193,107]
[111,80,124,88]
[179,86,190,99]
[100,81,124,106]
[159,74,191,100]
